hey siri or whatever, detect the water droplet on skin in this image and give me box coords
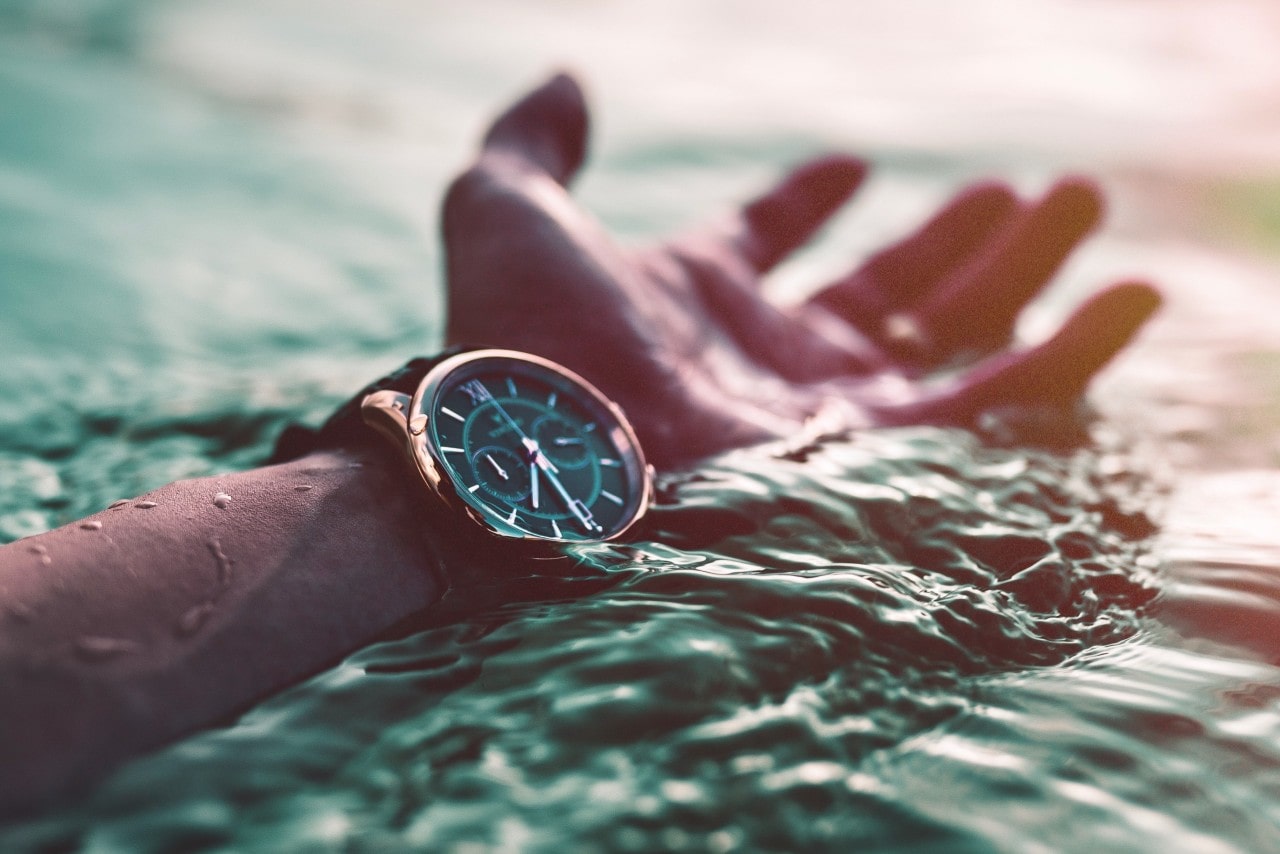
[176,602,215,637]
[208,539,233,584]
[136,501,158,510]
[80,521,103,531]
[295,485,313,492]
[28,544,47,555]
[75,636,140,661]
[108,499,129,510]
[213,492,232,509]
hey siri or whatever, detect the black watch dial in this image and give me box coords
[417,351,650,542]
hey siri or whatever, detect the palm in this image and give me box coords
[443,75,1159,469]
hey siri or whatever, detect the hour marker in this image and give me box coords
[506,378,517,396]
[600,458,620,467]
[442,406,465,423]
[468,484,481,493]
[440,446,465,454]
[601,490,623,505]
[550,519,561,538]
[547,391,557,408]
[507,506,519,524]
[583,423,596,432]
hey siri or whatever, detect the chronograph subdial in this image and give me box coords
[469,445,531,503]
[532,414,593,470]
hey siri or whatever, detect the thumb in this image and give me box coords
[480,72,590,186]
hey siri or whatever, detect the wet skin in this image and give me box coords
[0,73,1158,816]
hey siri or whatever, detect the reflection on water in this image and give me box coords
[5,0,1280,850]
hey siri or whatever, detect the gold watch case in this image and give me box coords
[360,349,652,544]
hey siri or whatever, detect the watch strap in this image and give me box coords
[268,345,475,464]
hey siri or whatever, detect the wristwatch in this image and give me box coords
[271,348,652,544]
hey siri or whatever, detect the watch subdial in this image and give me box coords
[470,446,531,503]
[532,414,592,470]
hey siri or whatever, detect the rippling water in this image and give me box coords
[5,1,1280,851]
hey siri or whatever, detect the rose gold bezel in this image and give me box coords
[364,349,651,544]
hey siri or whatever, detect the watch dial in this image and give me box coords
[418,352,649,542]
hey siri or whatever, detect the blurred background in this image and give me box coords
[4,1,1280,497]
[4,0,1280,489]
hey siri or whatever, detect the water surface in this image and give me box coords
[5,1,1280,851]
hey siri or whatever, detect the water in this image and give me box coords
[5,1,1280,851]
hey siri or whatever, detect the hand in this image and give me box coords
[443,74,1160,469]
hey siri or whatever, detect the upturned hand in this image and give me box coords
[442,74,1160,468]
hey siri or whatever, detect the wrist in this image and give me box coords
[287,349,654,546]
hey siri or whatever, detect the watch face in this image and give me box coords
[414,350,650,543]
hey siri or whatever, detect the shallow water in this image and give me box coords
[5,1,1280,851]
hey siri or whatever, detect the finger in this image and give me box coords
[811,181,1020,324]
[919,177,1104,354]
[480,71,589,187]
[735,154,868,273]
[898,282,1161,422]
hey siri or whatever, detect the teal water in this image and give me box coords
[6,2,1280,851]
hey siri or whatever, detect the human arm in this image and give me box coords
[0,452,444,816]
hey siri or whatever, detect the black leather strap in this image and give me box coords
[268,346,475,464]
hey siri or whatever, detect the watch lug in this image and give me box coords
[361,390,415,448]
